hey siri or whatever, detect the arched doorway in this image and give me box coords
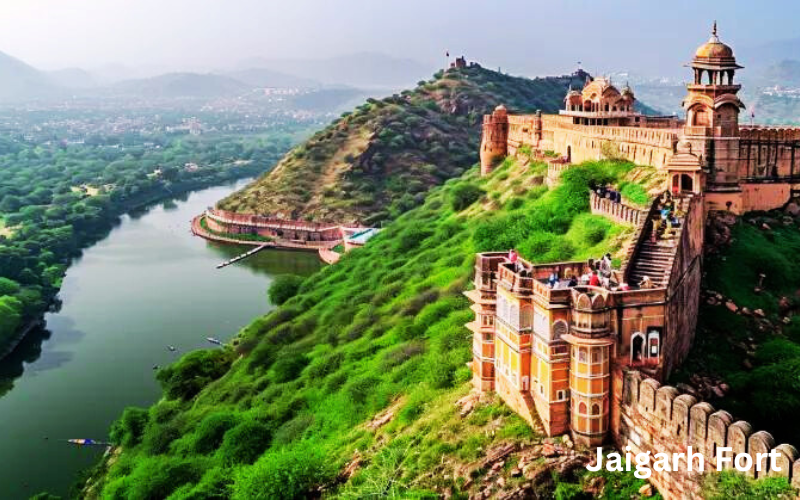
[566,145,572,162]
[631,332,645,363]
[671,173,695,194]
[680,174,694,193]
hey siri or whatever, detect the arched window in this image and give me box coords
[591,403,600,415]
[579,347,588,362]
[578,401,587,415]
[631,332,645,363]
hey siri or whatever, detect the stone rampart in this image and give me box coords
[662,195,704,377]
[590,191,648,226]
[614,370,800,499]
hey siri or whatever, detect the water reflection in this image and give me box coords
[0,325,51,398]
[205,242,324,278]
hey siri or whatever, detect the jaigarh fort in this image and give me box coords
[467,24,800,498]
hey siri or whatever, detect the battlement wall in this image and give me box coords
[614,370,800,499]
[740,126,800,142]
[589,190,648,226]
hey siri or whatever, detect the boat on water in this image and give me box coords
[206,337,222,346]
[67,438,110,446]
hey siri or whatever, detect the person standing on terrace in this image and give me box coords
[589,271,601,287]
[508,248,518,264]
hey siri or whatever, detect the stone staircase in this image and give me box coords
[627,238,678,288]
[625,197,691,289]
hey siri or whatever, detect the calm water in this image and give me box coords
[0,179,322,499]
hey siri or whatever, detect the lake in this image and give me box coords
[0,179,322,499]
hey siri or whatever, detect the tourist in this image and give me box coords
[508,248,518,264]
[508,248,524,272]
[568,275,578,287]
[651,217,661,243]
[640,276,654,289]
[589,271,601,287]
[619,282,631,291]
[600,253,613,277]
[547,272,558,288]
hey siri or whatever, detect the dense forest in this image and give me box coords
[0,126,310,356]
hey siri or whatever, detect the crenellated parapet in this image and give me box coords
[589,190,648,226]
[616,370,800,498]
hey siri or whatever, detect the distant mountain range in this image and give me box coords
[234,52,437,89]
[0,51,60,101]
[0,49,438,104]
[111,72,251,99]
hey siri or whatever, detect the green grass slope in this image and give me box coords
[673,209,800,445]
[88,157,661,499]
[217,66,587,225]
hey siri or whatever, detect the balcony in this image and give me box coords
[474,252,507,291]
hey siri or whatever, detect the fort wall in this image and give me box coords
[589,190,648,226]
[613,370,800,498]
[662,195,704,377]
[503,113,679,170]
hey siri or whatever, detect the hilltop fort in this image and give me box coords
[467,24,800,497]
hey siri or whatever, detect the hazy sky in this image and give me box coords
[0,0,797,77]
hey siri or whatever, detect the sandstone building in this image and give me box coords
[480,22,800,214]
[467,25,800,497]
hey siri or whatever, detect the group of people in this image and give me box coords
[651,191,682,242]
[594,184,622,204]
[507,249,632,291]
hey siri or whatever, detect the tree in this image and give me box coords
[449,183,485,211]
[268,275,305,305]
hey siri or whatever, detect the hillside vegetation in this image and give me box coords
[218,66,587,224]
[0,129,304,358]
[92,156,664,499]
[673,208,800,445]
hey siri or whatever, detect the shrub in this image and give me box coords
[192,412,240,454]
[156,349,234,401]
[271,350,310,383]
[272,414,314,446]
[219,419,272,465]
[702,470,795,499]
[232,445,332,500]
[109,406,149,448]
[449,183,485,211]
[142,420,182,455]
[268,274,305,305]
[0,277,20,296]
[113,456,207,500]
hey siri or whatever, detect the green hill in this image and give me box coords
[672,207,800,445]
[88,155,665,499]
[217,66,587,225]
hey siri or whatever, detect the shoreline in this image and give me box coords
[191,214,341,253]
[0,172,260,363]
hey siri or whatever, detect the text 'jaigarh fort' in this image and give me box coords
[467,24,800,498]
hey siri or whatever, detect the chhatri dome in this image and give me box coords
[691,22,741,69]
